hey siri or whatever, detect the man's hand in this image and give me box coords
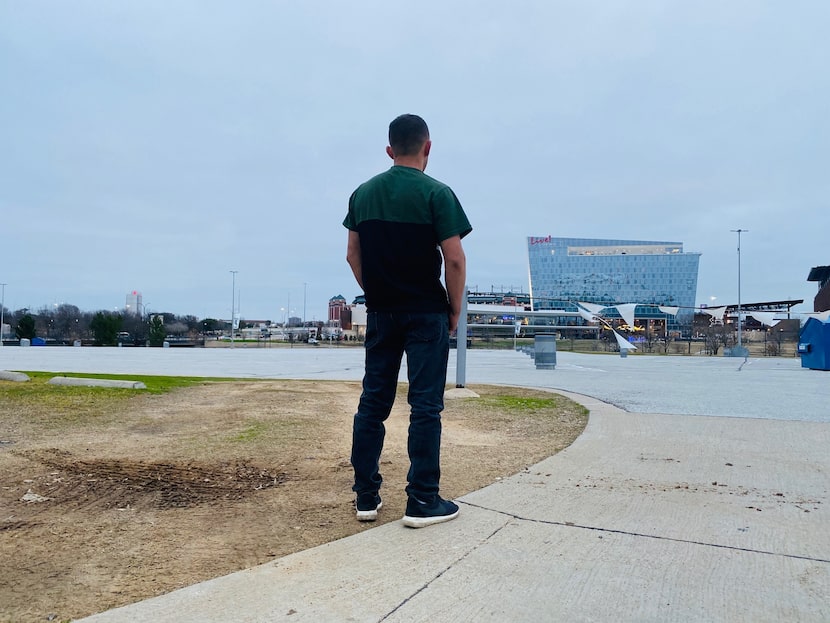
[448,311,460,334]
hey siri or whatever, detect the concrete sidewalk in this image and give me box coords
[78,391,830,623]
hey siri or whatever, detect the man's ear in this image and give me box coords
[386,146,395,160]
[423,140,432,157]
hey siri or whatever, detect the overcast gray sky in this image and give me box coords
[2,1,828,322]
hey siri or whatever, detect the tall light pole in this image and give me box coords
[0,283,6,347]
[730,229,748,356]
[230,270,238,348]
[303,282,307,327]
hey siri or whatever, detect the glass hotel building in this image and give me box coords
[527,236,701,328]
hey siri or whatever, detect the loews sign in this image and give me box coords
[529,235,552,245]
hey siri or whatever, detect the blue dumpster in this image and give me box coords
[798,317,830,371]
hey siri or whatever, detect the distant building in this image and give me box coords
[339,307,352,330]
[527,236,701,326]
[349,299,367,339]
[329,295,367,340]
[328,295,347,323]
[125,290,142,316]
[808,266,830,312]
[468,290,531,309]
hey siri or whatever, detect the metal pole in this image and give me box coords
[0,283,6,347]
[141,302,150,346]
[730,229,747,348]
[455,285,468,388]
[303,282,307,327]
[230,270,238,348]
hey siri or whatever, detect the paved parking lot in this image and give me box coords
[2,346,828,421]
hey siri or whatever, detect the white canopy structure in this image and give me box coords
[577,308,599,323]
[613,330,637,351]
[749,311,781,327]
[699,306,727,321]
[614,303,637,328]
[577,301,607,315]
[803,310,830,323]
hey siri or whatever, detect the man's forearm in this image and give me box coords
[440,236,467,332]
[346,231,364,290]
[348,256,364,290]
[445,256,466,331]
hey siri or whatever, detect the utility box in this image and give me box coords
[798,317,830,371]
[534,334,556,369]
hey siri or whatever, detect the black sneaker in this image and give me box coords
[402,495,459,528]
[355,492,382,521]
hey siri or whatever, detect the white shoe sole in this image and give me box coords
[401,509,459,528]
[356,501,382,521]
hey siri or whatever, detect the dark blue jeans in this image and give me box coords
[351,311,449,500]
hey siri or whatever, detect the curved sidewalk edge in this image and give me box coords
[77,392,830,623]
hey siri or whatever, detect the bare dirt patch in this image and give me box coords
[0,380,587,623]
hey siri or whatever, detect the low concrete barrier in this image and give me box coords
[0,371,30,382]
[47,377,147,389]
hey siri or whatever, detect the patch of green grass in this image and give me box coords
[231,421,269,443]
[16,372,239,394]
[483,395,560,411]
[0,372,240,426]
[17,371,237,394]
[477,394,588,417]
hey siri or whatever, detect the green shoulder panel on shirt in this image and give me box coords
[343,166,472,242]
[430,184,472,242]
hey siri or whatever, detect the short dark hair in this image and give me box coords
[388,114,429,156]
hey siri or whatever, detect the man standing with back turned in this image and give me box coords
[344,114,472,528]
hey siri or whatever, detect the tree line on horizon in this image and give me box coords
[0,303,228,346]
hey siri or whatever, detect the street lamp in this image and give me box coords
[230,270,238,348]
[0,283,6,347]
[139,303,151,345]
[729,229,749,357]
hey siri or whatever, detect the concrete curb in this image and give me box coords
[0,370,30,382]
[444,387,480,399]
[47,376,147,389]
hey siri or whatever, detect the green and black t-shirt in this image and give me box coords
[344,165,472,313]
